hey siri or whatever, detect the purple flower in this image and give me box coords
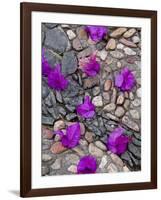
[76,96,95,118]
[85,25,108,42]
[42,48,52,77]
[107,127,130,155]
[55,123,81,148]
[79,54,100,77]
[48,64,68,91]
[77,156,97,174]
[115,67,136,91]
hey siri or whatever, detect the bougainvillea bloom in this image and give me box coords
[76,96,95,118]
[85,25,108,42]
[48,64,68,91]
[107,127,130,155]
[42,49,52,77]
[79,54,100,77]
[115,67,136,91]
[55,123,81,148]
[77,156,97,174]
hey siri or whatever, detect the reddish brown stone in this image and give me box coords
[42,127,53,139]
[50,142,67,154]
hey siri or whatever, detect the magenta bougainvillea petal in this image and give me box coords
[48,64,68,91]
[79,54,100,77]
[42,48,52,77]
[85,25,108,42]
[77,155,97,174]
[115,67,136,91]
[76,96,95,118]
[107,127,130,155]
[55,123,81,148]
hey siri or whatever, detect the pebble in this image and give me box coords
[55,91,63,103]
[73,147,85,156]
[123,165,130,172]
[42,166,49,176]
[124,47,136,55]
[121,152,133,167]
[123,99,130,110]
[123,28,136,38]
[132,36,140,44]
[128,143,141,159]
[103,92,110,102]
[83,77,99,89]
[106,38,116,50]
[95,141,107,151]
[42,128,54,139]
[115,106,125,117]
[85,132,94,143]
[117,61,122,68]
[111,88,117,103]
[132,99,141,107]
[66,30,76,40]
[65,154,79,165]
[99,155,111,169]
[136,88,141,98]
[116,94,125,105]
[80,123,85,135]
[110,153,124,167]
[103,103,116,112]
[66,113,77,121]
[102,113,119,122]
[92,96,103,107]
[129,92,134,100]
[79,139,88,146]
[50,142,67,154]
[110,27,127,38]
[117,43,124,49]
[77,27,88,40]
[72,38,83,50]
[42,116,55,126]
[130,109,140,119]
[107,163,118,173]
[42,154,52,162]
[88,143,104,157]
[92,86,100,96]
[110,50,124,59]
[119,38,137,48]
[54,120,65,131]
[122,116,140,132]
[77,47,95,59]
[51,158,62,169]
[67,165,77,173]
[104,79,112,91]
[97,49,108,60]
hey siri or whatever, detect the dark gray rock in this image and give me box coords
[57,106,66,116]
[47,107,59,120]
[128,143,141,159]
[44,23,57,29]
[55,91,63,103]
[42,85,49,99]
[65,104,75,112]
[44,94,53,107]
[132,137,141,146]
[121,151,133,167]
[42,166,49,176]
[45,27,70,53]
[44,48,62,67]
[66,113,77,121]
[62,51,78,75]
[42,116,55,125]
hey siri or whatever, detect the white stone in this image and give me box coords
[124,47,136,55]
[66,30,76,40]
[132,36,140,44]
[117,43,124,49]
[99,155,108,169]
[67,165,77,173]
[137,88,141,98]
[92,96,103,107]
[97,49,108,61]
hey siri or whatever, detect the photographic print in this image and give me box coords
[20,3,157,197]
[41,23,141,176]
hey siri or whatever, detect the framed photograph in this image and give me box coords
[20,2,157,197]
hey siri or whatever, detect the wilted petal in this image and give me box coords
[76,96,95,118]
[48,64,68,91]
[79,54,100,77]
[61,123,81,148]
[42,48,52,77]
[115,67,136,91]
[107,127,130,155]
[85,25,108,42]
[77,156,97,174]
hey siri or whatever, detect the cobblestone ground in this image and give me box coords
[41,23,141,176]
